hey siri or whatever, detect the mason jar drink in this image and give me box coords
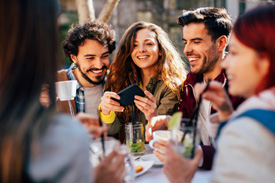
[125,122,145,155]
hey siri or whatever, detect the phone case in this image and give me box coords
[113,83,145,107]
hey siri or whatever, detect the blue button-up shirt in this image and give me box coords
[66,63,85,113]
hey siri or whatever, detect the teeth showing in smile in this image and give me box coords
[189,58,199,61]
[137,56,149,59]
[92,70,102,73]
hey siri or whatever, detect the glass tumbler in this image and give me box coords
[89,137,120,167]
[172,118,200,159]
[125,122,145,155]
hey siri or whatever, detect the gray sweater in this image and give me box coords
[28,114,92,183]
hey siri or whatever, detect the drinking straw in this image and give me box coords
[131,105,137,143]
[181,80,211,158]
[68,100,75,118]
[98,110,105,157]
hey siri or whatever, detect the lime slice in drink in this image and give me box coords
[168,112,182,130]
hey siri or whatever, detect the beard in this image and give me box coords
[197,54,219,75]
[193,45,220,75]
[77,64,107,85]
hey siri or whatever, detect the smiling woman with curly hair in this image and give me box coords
[100,21,188,142]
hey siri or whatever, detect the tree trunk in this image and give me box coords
[98,0,120,23]
[76,0,95,24]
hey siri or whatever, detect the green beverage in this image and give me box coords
[125,122,145,155]
[126,139,145,154]
[182,133,193,158]
[173,121,200,159]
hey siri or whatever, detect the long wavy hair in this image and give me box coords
[105,21,187,124]
[0,0,60,182]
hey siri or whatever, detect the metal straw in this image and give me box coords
[131,105,137,143]
[98,110,105,157]
[181,80,211,158]
[68,100,75,118]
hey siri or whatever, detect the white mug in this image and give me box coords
[55,80,77,101]
[149,130,183,154]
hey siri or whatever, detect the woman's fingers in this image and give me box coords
[195,82,232,110]
[145,123,153,142]
[100,92,124,114]
[135,100,155,113]
[144,90,156,103]
[194,81,233,121]
[101,92,121,106]
[134,91,157,113]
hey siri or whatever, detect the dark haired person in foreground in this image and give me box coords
[0,0,125,182]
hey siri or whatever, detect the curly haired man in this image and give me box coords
[57,20,116,117]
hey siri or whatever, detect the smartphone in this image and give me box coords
[112,83,145,107]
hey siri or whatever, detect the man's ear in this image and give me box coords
[70,54,77,63]
[216,35,227,52]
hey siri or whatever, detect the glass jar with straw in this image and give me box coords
[125,105,145,155]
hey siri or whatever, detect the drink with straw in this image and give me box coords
[169,112,200,159]
[125,122,145,155]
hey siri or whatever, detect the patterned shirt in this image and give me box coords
[66,63,85,113]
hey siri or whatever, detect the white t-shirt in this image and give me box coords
[84,84,103,117]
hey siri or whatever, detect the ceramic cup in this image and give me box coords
[55,80,77,101]
[149,130,183,154]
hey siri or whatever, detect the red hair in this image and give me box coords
[233,4,275,93]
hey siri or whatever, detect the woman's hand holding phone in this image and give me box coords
[100,84,157,121]
[134,90,157,121]
[100,91,125,115]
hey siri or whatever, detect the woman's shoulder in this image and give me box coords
[29,113,91,182]
[39,113,90,156]
[51,114,88,137]
[214,115,275,183]
[220,116,275,150]
[152,80,177,98]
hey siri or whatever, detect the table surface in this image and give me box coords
[133,145,213,183]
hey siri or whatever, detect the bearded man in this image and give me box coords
[146,7,244,170]
[58,19,116,117]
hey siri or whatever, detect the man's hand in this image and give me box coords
[194,81,233,122]
[163,142,202,183]
[94,150,126,183]
[75,113,107,138]
[145,115,171,142]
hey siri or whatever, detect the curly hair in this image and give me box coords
[104,21,187,123]
[177,7,232,41]
[62,19,116,61]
